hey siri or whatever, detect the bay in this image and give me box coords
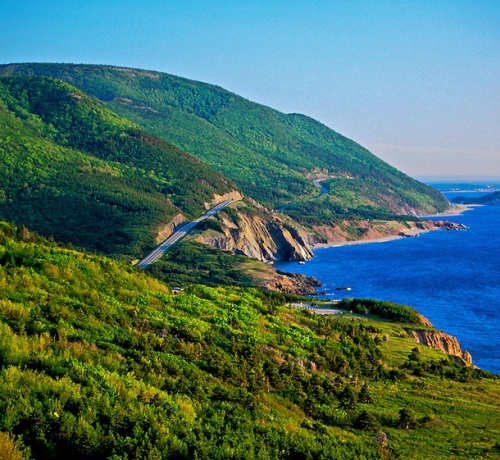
[276,191,500,374]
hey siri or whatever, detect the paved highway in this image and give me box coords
[136,200,234,269]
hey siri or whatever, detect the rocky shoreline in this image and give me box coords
[189,200,469,296]
[261,270,323,295]
[311,218,467,250]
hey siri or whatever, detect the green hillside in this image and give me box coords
[0,64,450,224]
[0,220,498,459]
[0,76,236,257]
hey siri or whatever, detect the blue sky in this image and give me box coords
[1,0,499,177]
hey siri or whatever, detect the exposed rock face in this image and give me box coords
[262,270,322,295]
[205,190,245,209]
[155,191,243,244]
[430,220,468,231]
[416,314,433,328]
[312,219,426,244]
[410,330,473,367]
[196,201,315,262]
[155,214,187,244]
[311,219,467,246]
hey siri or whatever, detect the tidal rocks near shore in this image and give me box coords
[430,220,468,231]
[262,270,323,295]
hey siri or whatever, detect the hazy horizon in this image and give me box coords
[1,1,498,177]
[414,175,500,182]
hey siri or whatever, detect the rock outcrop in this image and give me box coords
[262,270,323,295]
[162,194,467,265]
[430,220,468,231]
[311,219,467,246]
[409,329,473,367]
[205,190,245,209]
[155,213,187,244]
[155,191,244,244]
[195,200,315,262]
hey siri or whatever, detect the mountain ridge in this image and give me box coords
[0,63,450,224]
[0,75,238,256]
[0,63,453,273]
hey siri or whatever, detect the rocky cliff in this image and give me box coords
[205,190,245,209]
[155,191,244,244]
[195,200,315,262]
[162,197,467,266]
[410,329,473,367]
[261,270,323,295]
[155,213,187,244]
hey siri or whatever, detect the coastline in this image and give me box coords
[312,203,473,250]
[276,192,499,374]
[419,203,477,218]
[312,231,433,250]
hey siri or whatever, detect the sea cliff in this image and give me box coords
[195,206,467,262]
[409,329,474,367]
[195,200,315,262]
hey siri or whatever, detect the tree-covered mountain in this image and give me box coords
[0,63,450,226]
[0,75,238,257]
[0,220,498,459]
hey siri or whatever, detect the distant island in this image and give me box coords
[452,191,500,206]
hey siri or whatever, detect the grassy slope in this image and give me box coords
[0,76,236,257]
[0,221,498,459]
[0,64,450,223]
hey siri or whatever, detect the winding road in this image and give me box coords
[275,178,328,212]
[136,200,234,269]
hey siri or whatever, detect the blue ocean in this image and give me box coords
[276,186,500,374]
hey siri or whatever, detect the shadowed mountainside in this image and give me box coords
[453,191,500,206]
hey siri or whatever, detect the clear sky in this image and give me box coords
[1,0,499,178]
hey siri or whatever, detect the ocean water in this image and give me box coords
[276,190,500,374]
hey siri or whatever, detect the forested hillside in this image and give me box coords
[0,76,237,257]
[0,64,450,226]
[0,221,498,459]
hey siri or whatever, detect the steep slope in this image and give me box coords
[194,199,315,261]
[0,220,498,459]
[0,76,238,256]
[0,63,450,225]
